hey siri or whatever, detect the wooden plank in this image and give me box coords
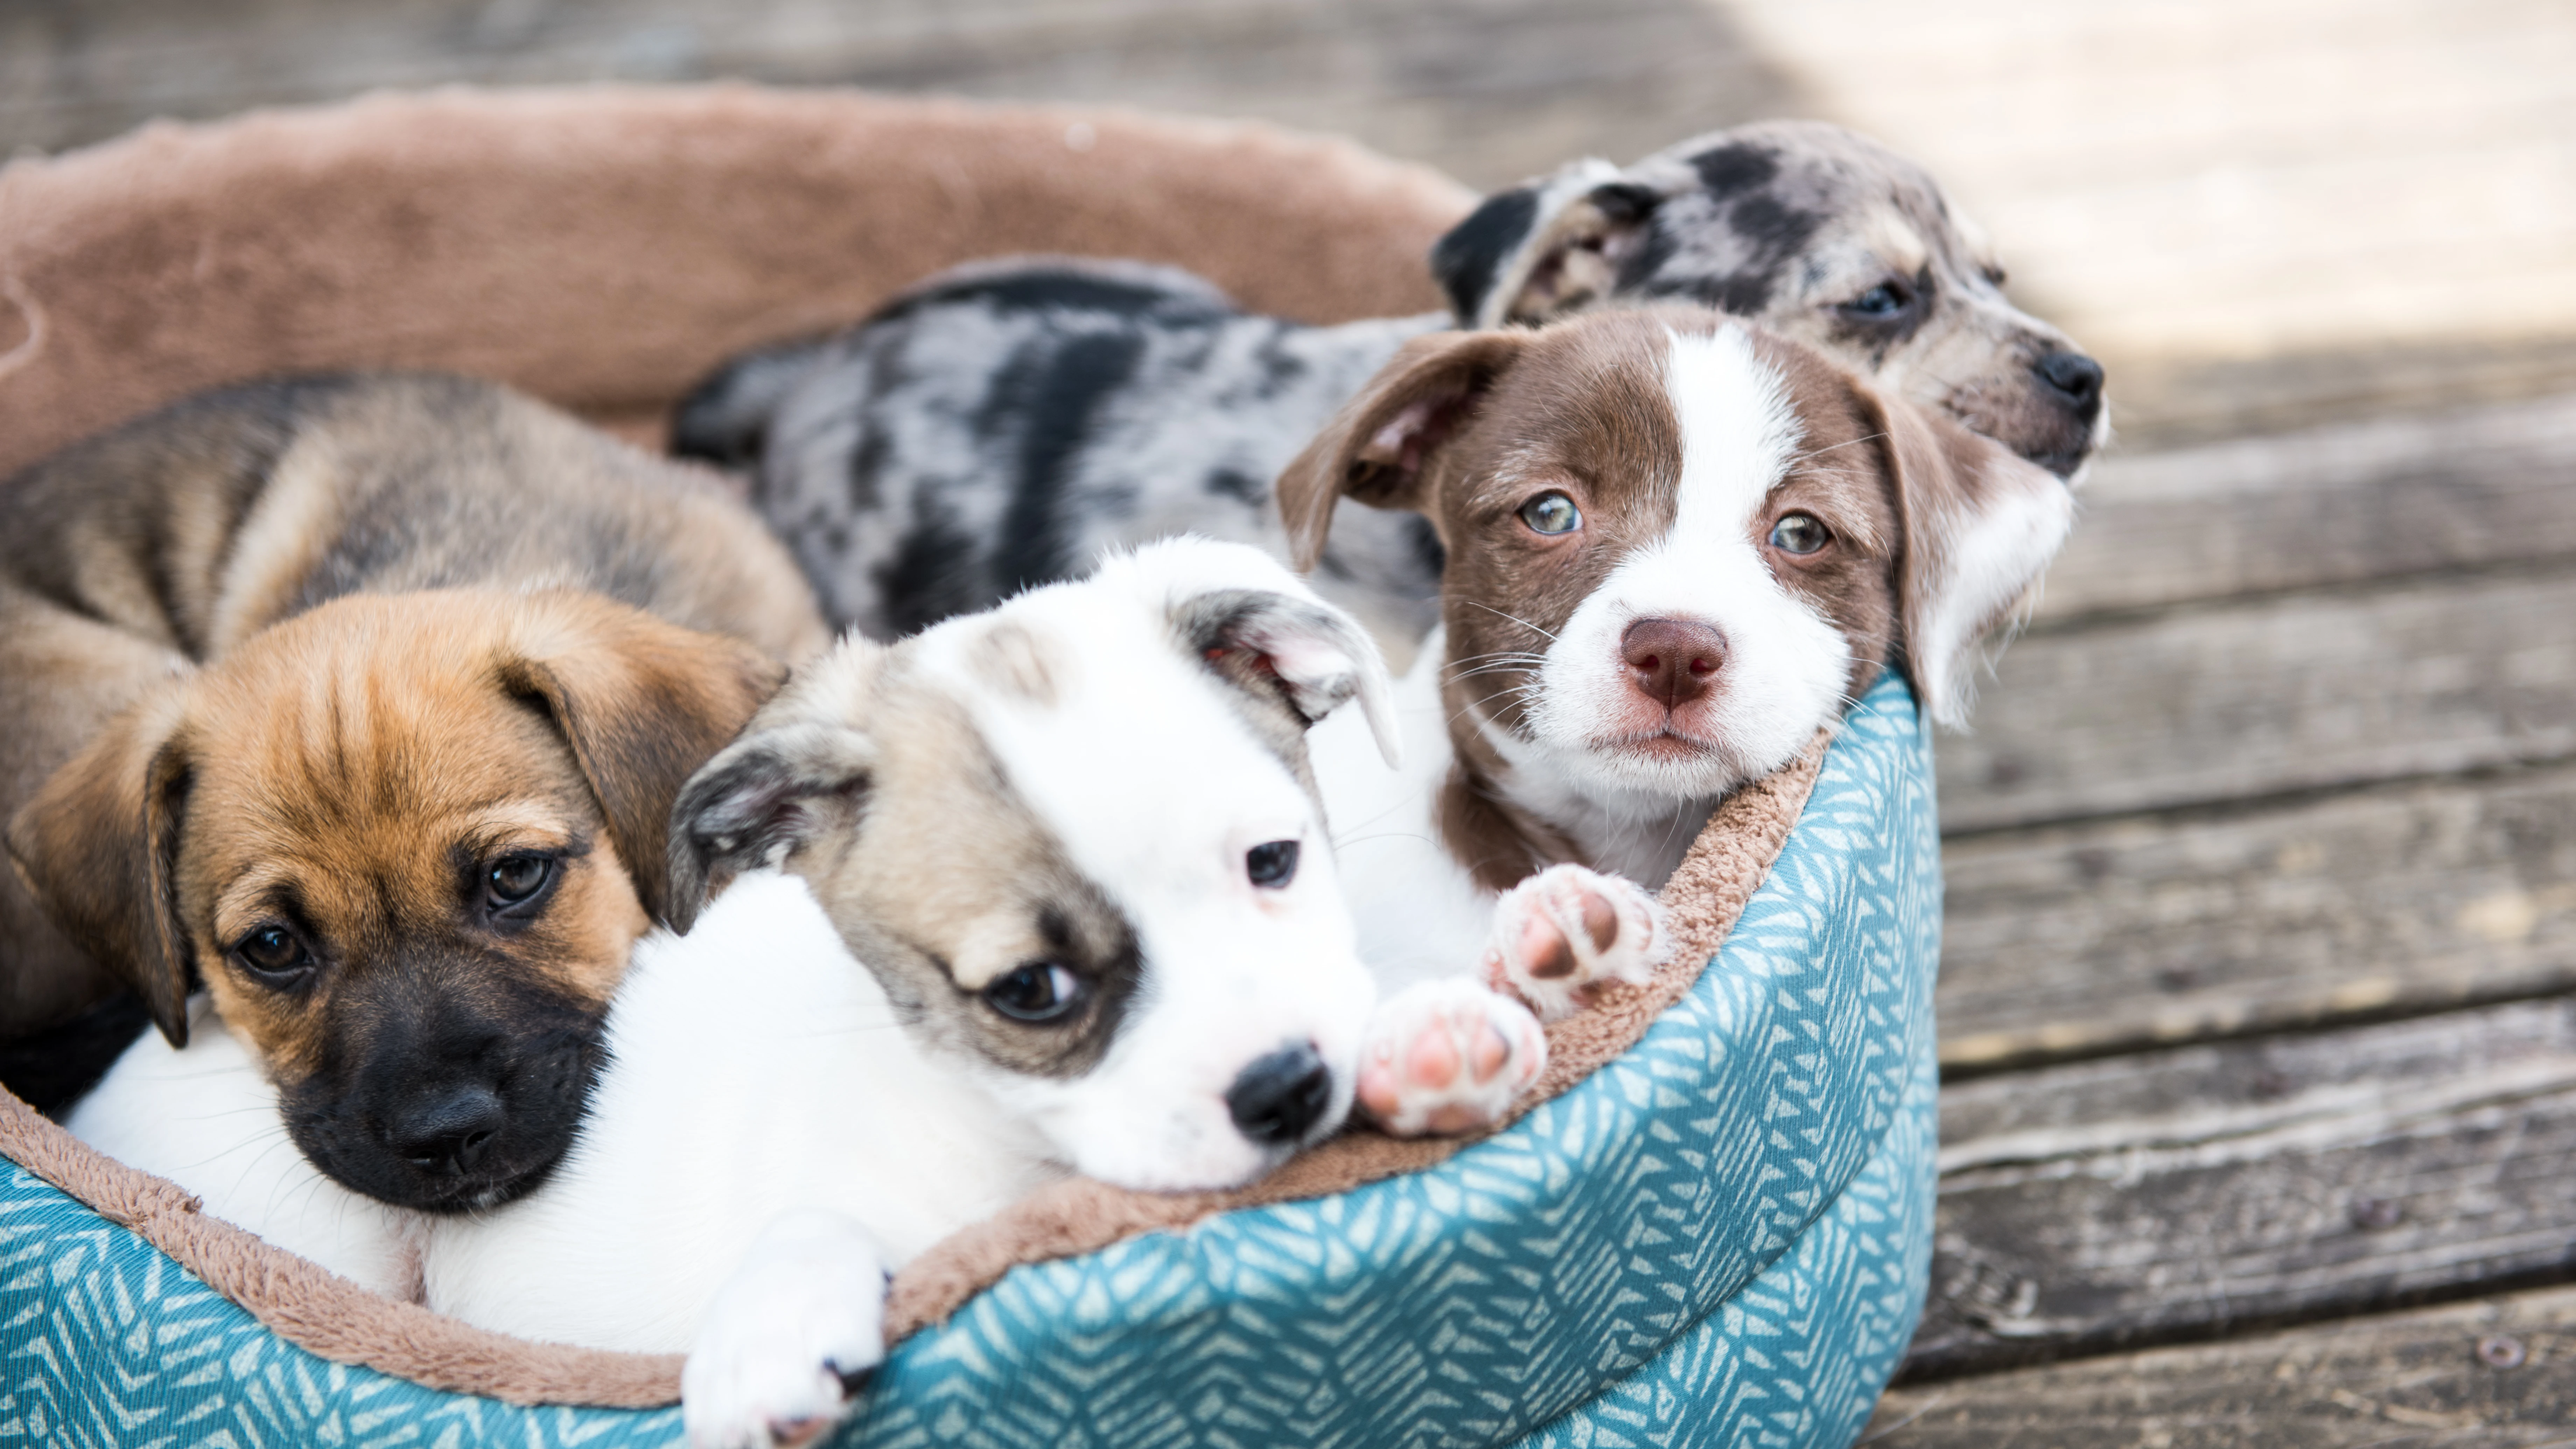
[2044,394,2576,621]
[1868,1282,2576,1448]
[1907,998,2576,1378]
[1729,0,2576,377]
[15,3,2576,436]
[0,0,1805,191]
[1938,564,2576,833]
[1937,760,2576,1069]
[2111,334,2576,454]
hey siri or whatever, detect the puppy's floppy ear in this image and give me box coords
[1857,383,2078,729]
[1430,158,1666,329]
[1275,329,1526,574]
[1175,585,1401,768]
[666,720,878,934]
[666,632,889,931]
[5,689,198,1048]
[495,594,789,927]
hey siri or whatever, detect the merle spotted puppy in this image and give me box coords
[675,119,2106,645]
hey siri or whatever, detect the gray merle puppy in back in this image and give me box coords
[675,119,2107,645]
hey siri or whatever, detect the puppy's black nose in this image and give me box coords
[1621,617,1726,710]
[1227,1043,1333,1146]
[390,1084,507,1175]
[2033,351,2105,414]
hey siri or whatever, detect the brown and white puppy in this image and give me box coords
[1284,306,2074,1116]
[0,372,824,1197]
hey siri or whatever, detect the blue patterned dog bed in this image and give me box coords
[1,673,1936,1449]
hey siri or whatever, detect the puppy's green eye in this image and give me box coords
[485,854,553,908]
[1768,512,1831,555]
[1518,492,1582,537]
[986,962,1086,1024]
[234,926,312,980]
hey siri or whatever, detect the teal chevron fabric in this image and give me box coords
[0,673,1937,1449]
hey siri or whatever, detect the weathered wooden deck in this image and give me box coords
[11,1,2576,1441]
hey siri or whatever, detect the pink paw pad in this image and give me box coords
[1483,863,1667,1022]
[1356,980,1548,1138]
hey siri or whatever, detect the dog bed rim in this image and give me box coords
[0,732,1825,1408]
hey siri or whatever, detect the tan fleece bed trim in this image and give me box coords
[0,85,1823,1407]
[0,738,1821,1409]
[0,84,1471,478]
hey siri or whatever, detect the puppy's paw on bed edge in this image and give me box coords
[684,1209,889,1449]
[1357,979,1548,1136]
[1484,863,1667,1022]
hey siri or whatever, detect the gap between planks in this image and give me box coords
[1908,996,2576,1380]
[1936,755,2576,1071]
[1941,392,2576,835]
[1871,1280,2576,1448]
[1932,391,2576,1069]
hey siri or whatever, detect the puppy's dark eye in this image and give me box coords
[1768,513,1832,555]
[484,854,554,910]
[1981,263,2009,287]
[985,963,1086,1024]
[1841,281,1911,318]
[1246,839,1300,888]
[1518,491,1582,536]
[233,926,313,982]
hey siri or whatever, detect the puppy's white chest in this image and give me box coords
[68,1003,419,1299]
[1312,635,1497,990]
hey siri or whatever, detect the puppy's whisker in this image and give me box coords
[775,1023,908,1044]
[1446,661,1543,684]
[1441,655,1548,676]
[1462,600,1560,642]
[1331,828,1448,850]
[1785,431,1888,469]
[1443,647,1550,665]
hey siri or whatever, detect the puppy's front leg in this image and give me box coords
[684,1209,889,1449]
[1482,863,1667,1023]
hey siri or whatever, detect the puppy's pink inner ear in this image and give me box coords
[1248,632,1355,694]
[1362,406,1432,465]
[1352,395,1469,496]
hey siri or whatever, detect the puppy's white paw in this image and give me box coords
[684,1209,890,1449]
[1482,863,1667,1022]
[1355,979,1548,1137]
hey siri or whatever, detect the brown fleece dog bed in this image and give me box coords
[0,86,1825,1407]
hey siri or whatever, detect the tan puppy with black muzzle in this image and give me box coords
[1,373,826,1211]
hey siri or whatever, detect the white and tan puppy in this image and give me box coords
[1289,307,2077,1129]
[435,539,1416,1443]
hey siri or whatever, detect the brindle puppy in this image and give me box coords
[0,373,825,1205]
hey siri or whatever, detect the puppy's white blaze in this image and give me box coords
[1663,323,1802,536]
[1521,324,1849,809]
[1910,474,2076,728]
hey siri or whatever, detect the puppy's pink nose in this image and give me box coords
[1620,617,1726,709]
